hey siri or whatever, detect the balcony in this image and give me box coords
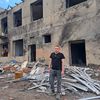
[0,32,8,38]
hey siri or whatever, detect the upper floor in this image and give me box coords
[0,0,99,37]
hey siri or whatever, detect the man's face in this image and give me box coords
[55,46,60,53]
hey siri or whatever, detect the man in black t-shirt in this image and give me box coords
[49,45,65,99]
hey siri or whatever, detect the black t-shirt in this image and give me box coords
[50,52,65,71]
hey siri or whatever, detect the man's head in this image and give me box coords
[54,45,61,53]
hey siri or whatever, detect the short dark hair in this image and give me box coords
[55,45,61,48]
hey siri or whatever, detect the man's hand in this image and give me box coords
[61,59,65,76]
[61,70,64,76]
[48,67,51,73]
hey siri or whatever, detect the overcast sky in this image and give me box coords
[0,0,22,9]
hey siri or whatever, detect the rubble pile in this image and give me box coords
[0,60,100,98]
[20,64,100,96]
[63,66,100,95]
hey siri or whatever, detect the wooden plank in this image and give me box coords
[62,84,78,92]
[63,82,88,91]
[71,74,100,94]
[79,96,100,100]
[68,68,100,94]
[30,61,39,75]
[27,83,48,90]
[77,70,100,94]
[27,76,46,90]
[6,78,22,83]
[20,61,28,70]
[62,78,78,83]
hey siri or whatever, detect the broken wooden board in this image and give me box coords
[62,77,78,83]
[71,74,100,95]
[63,82,88,91]
[79,96,100,100]
[27,83,48,90]
[20,61,28,70]
[6,78,22,83]
[29,61,39,75]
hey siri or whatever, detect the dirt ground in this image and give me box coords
[0,66,100,100]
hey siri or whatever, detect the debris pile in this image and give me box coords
[0,60,32,79]
[0,60,100,97]
[63,66,100,95]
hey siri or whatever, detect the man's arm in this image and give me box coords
[61,59,65,75]
[48,58,51,71]
[49,53,52,71]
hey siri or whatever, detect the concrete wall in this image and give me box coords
[0,0,100,66]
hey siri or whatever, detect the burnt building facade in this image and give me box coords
[0,0,100,66]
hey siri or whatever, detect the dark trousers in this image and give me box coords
[49,69,61,93]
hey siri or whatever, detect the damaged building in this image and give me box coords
[0,0,100,66]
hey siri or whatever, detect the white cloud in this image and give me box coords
[0,0,10,3]
[6,0,9,2]
[6,0,10,2]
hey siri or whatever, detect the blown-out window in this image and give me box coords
[30,0,43,21]
[1,17,8,34]
[13,9,22,27]
[43,34,51,43]
[66,0,87,8]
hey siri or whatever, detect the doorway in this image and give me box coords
[29,44,36,62]
[69,40,86,66]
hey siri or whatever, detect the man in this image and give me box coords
[49,45,65,99]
